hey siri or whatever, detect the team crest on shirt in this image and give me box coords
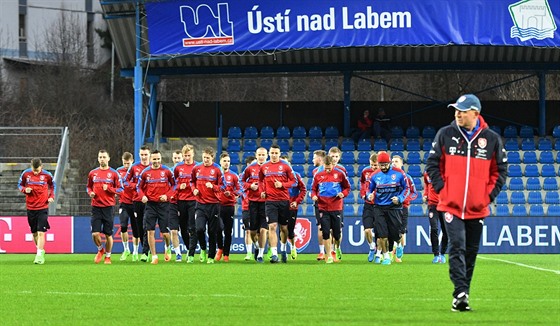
[478,138,487,149]
[279,165,283,171]
[40,175,45,181]
[294,218,312,253]
[429,211,433,218]
[334,173,338,179]
[107,173,112,178]
[391,174,396,180]
[210,169,215,175]
[444,212,453,223]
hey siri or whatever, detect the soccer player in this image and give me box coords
[240,147,268,262]
[137,150,175,265]
[191,147,223,264]
[168,150,184,262]
[311,156,351,264]
[327,146,348,261]
[259,145,295,263]
[366,151,409,265]
[18,158,55,264]
[87,150,122,264]
[359,153,378,262]
[124,145,151,262]
[310,149,327,260]
[241,155,256,261]
[423,170,448,264]
[174,144,198,263]
[391,154,418,263]
[282,155,306,260]
[216,152,240,262]
[116,152,134,261]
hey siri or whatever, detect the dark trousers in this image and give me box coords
[133,201,149,255]
[178,200,196,250]
[216,205,234,256]
[428,205,448,256]
[194,203,219,259]
[444,214,484,298]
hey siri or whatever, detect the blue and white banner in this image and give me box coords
[145,0,560,55]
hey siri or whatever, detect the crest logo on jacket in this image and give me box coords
[294,218,312,253]
[478,138,487,149]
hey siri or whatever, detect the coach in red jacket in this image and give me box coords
[426,94,507,313]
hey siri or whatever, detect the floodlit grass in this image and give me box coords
[0,254,558,325]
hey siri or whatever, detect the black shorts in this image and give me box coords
[249,201,267,231]
[265,200,290,225]
[91,206,114,236]
[373,207,402,241]
[119,203,134,232]
[319,210,342,241]
[168,203,179,230]
[362,203,375,229]
[144,202,169,232]
[400,206,409,234]
[27,209,49,233]
[242,210,250,231]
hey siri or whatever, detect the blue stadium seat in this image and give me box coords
[522,151,537,164]
[504,139,519,151]
[525,177,541,191]
[495,204,510,216]
[292,126,307,139]
[389,139,404,151]
[277,139,290,152]
[527,191,543,204]
[340,152,355,165]
[555,140,560,151]
[521,139,536,151]
[259,139,272,150]
[292,164,305,176]
[503,125,518,138]
[557,152,560,163]
[553,125,560,139]
[413,177,424,191]
[508,165,522,177]
[325,126,339,139]
[308,126,323,139]
[357,152,371,165]
[344,165,356,178]
[539,151,554,164]
[547,205,560,216]
[543,177,558,191]
[229,165,239,174]
[406,126,420,139]
[391,151,404,161]
[276,126,290,139]
[545,192,560,205]
[407,165,422,177]
[511,205,527,216]
[406,139,421,151]
[297,205,304,216]
[229,153,240,165]
[292,139,306,152]
[291,152,306,165]
[373,139,388,151]
[244,126,258,139]
[422,138,433,151]
[325,139,339,150]
[537,138,552,151]
[242,152,253,163]
[524,164,539,177]
[422,126,436,139]
[343,192,356,204]
[541,164,556,177]
[490,125,501,135]
[260,125,274,139]
[495,192,509,204]
[510,191,526,204]
[341,139,355,151]
[358,165,369,176]
[422,152,430,164]
[390,126,404,139]
[529,205,545,216]
[243,139,257,152]
[304,205,315,216]
[507,152,521,164]
[519,125,534,138]
[227,126,242,139]
[508,178,524,191]
[227,139,241,152]
[357,139,372,151]
[307,139,323,151]
[408,205,424,216]
[407,152,421,164]
[356,205,364,216]
[411,195,423,205]
[344,204,356,216]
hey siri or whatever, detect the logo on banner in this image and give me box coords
[0,216,73,253]
[180,3,234,47]
[294,218,311,253]
[509,0,557,42]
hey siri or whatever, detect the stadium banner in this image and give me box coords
[0,216,73,253]
[145,0,560,55]
[70,215,559,254]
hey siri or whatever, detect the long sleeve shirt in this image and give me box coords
[289,172,307,211]
[191,163,223,204]
[124,162,149,202]
[87,167,122,207]
[311,167,351,211]
[116,166,133,205]
[174,161,198,201]
[137,165,175,202]
[240,162,265,202]
[219,170,241,206]
[367,167,409,209]
[259,159,295,202]
[18,168,56,210]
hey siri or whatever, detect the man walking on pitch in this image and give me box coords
[426,94,507,312]
[116,152,134,261]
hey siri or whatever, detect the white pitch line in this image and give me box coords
[478,256,560,275]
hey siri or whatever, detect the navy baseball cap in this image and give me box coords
[448,94,481,112]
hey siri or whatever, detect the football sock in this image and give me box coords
[258,248,264,258]
[133,244,138,254]
[174,247,181,255]
[319,245,325,254]
[272,247,278,256]
[280,242,286,252]
[246,244,252,254]
[106,252,111,257]
[97,245,103,251]
[369,242,376,250]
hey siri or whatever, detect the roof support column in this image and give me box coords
[343,71,352,137]
[133,0,143,161]
[538,72,546,137]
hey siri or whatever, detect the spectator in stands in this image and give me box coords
[351,109,373,144]
[426,94,507,312]
[373,108,392,143]
[18,158,56,264]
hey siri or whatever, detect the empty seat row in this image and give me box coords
[495,204,560,217]
[495,191,559,205]
[504,138,559,151]
[508,164,558,177]
[507,151,559,164]
[507,177,559,191]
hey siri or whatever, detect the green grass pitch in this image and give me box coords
[1,254,558,325]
